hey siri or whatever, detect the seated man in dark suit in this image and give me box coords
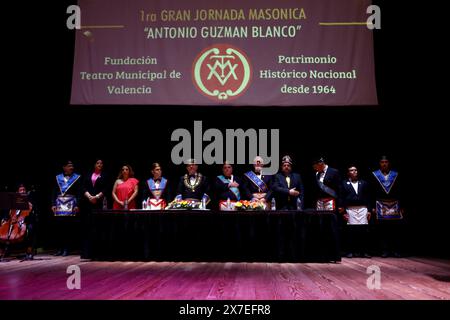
[272,155,305,210]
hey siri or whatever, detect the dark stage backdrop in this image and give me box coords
[1,0,446,257]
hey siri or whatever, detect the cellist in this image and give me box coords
[0,184,35,260]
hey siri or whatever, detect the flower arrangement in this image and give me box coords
[166,199,201,210]
[234,200,266,211]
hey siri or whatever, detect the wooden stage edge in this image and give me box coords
[1,256,449,300]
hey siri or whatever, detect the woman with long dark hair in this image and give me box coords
[112,164,139,210]
[83,159,108,210]
[81,159,108,259]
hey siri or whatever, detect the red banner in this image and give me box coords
[71,0,377,106]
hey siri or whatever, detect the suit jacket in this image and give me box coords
[243,171,273,201]
[176,174,209,201]
[370,170,402,203]
[82,171,108,210]
[142,178,171,204]
[314,167,341,201]
[273,172,305,210]
[52,173,82,208]
[214,175,251,201]
[339,179,372,211]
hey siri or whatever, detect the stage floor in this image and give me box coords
[1,256,449,300]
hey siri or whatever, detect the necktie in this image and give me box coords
[317,171,323,182]
[286,176,291,201]
[352,181,358,195]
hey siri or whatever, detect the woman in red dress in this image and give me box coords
[112,164,139,210]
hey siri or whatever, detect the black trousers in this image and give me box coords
[54,216,80,252]
[377,220,404,254]
[345,224,370,254]
[80,206,96,259]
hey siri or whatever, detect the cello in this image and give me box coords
[0,203,32,244]
[0,188,33,260]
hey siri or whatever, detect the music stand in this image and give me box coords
[0,192,30,262]
[0,192,29,210]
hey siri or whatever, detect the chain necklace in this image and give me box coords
[184,173,202,192]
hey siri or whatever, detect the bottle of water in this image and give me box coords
[227,197,231,210]
[271,198,276,211]
[202,197,206,210]
[124,199,128,210]
[142,199,147,210]
[296,197,302,211]
[102,197,108,210]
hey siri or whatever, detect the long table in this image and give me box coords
[88,210,341,262]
